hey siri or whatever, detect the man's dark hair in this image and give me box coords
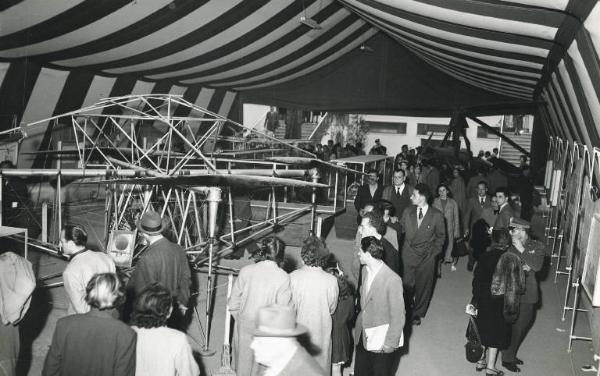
[477,181,488,188]
[393,168,406,177]
[414,183,433,204]
[495,187,509,196]
[363,210,386,235]
[63,224,88,246]
[366,168,378,176]
[360,236,384,260]
[252,236,285,264]
[131,283,173,329]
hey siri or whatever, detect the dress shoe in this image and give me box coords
[515,358,524,365]
[412,317,421,326]
[501,361,520,372]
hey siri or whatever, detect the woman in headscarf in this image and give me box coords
[228,237,292,376]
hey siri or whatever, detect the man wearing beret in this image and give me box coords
[502,217,546,373]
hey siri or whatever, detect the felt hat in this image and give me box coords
[253,305,307,337]
[509,217,530,229]
[137,211,167,235]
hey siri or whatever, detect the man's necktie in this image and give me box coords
[418,208,423,220]
[396,187,400,195]
[481,198,484,206]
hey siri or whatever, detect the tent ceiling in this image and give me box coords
[1,0,600,149]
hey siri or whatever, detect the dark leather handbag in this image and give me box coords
[465,315,484,363]
[453,237,469,257]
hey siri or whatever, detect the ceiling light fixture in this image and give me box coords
[300,15,322,29]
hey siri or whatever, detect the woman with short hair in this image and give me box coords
[43,273,136,376]
[131,283,199,376]
[228,236,292,376]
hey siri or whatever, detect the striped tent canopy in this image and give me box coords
[1,0,600,161]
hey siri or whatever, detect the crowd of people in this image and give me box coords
[0,140,545,376]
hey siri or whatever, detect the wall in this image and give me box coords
[242,103,270,130]
[328,115,504,157]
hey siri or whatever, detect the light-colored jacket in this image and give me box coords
[228,260,292,376]
[432,198,460,239]
[355,263,405,349]
[63,250,116,315]
[0,252,35,324]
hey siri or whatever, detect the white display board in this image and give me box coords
[582,213,600,306]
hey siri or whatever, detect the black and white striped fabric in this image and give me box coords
[0,0,600,154]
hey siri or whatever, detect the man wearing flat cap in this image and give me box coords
[250,305,325,376]
[127,211,192,328]
[501,217,546,373]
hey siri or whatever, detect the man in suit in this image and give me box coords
[463,181,493,237]
[382,168,413,245]
[463,181,493,270]
[354,236,405,376]
[251,305,325,376]
[354,169,383,224]
[399,183,446,325]
[493,187,513,230]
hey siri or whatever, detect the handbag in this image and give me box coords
[465,315,484,363]
[452,237,469,257]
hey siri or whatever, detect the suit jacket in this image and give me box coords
[354,184,383,212]
[494,203,514,230]
[381,184,413,221]
[463,195,493,231]
[399,205,446,259]
[355,263,405,349]
[128,237,192,307]
[42,309,136,376]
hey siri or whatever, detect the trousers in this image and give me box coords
[502,303,535,362]
[354,337,397,376]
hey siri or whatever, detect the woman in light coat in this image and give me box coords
[228,237,292,376]
[290,235,339,374]
[433,184,461,268]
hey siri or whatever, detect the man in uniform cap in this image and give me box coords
[127,211,192,328]
[501,217,546,373]
[250,305,325,376]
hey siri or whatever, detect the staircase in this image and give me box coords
[274,121,319,140]
[499,132,532,165]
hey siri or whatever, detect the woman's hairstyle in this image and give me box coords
[490,252,525,322]
[363,210,387,235]
[323,254,354,300]
[131,283,173,329]
[301,235,329,268]
[490,228,511,250]
[251,236,285,263]
[85,273,124,310]
[376,200,395,217]
[62,224,88,246]
[436,183,453,198]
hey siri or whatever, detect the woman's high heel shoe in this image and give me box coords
[475,360,486,372]
[485,368,504,376]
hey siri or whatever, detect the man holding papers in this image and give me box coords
[354,236,405,376]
